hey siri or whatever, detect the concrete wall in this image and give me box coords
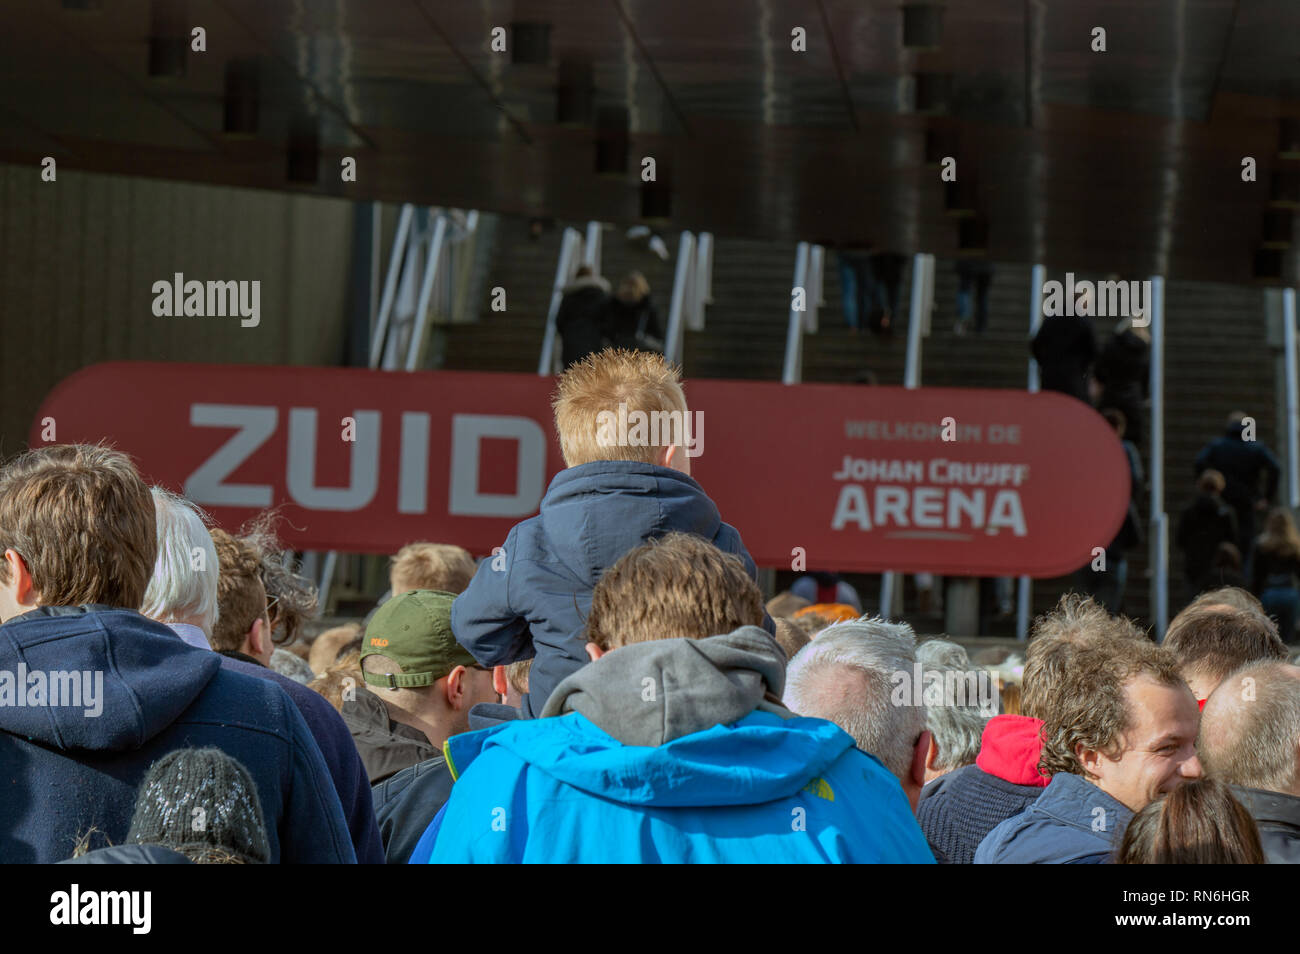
[0,162,354,452]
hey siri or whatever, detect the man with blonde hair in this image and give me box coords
[390,542,476,595]
[453,348,768,717]
[418,534,930,863]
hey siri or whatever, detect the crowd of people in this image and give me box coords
[1,348,1298,864]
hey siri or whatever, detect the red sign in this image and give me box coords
[33,362,1130,577]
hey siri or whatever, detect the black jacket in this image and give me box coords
[1094,329,1149,406]
[1176,493,1239,584]
[1233,786,1300,864]
[1252,545,1300,594]
[372,755,454,864]
[602,295,662,352]
[1032,315,1096,402]
[341,685,437,784]
[1195,423,1281,511]
[555,276,611,368]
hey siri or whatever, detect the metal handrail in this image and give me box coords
[538,227,584,375]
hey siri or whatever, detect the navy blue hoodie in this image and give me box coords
[0,606,355,863]
[219,656,384,863]
[452,460,771,717]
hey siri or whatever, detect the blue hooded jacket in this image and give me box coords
[974,772,1132,864]
[0,606,356,863]
[452,460,772,717]
[414,628,932,864]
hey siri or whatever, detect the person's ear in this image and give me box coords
[445,665,467,709]
[1076,742,1103,780]
[925,733,941,773]
[585,642,605,662]
[248,616,272,658]
[2,549,37,607]
[658,443,691,475]
[911,730,931,789]
[492,664,509,697]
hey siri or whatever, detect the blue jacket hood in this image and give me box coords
[538,461,724,583]
[0,606,221,752]
[447,708,856,808]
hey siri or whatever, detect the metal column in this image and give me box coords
[882,253,934,617]
[1148,276,1168,639]
[1017,263,1046,640]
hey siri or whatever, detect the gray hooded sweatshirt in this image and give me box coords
[539,625,792,746]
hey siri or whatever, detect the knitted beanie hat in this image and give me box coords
[127,748,270,864]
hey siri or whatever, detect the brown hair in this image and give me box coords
[1039,637,1186,778]
[308,651,363,714]
[766,591,811,619]
[1021,593,1146,720]
[239,512,317,646]
[1258,507,1300,561]
[1116,779,1266,864]
[0,444,156,608]
[210,528,267,653]
[552,348,689,467]
[773,617,811,661]
[585,532,764,651]
[506,658,531,696]
[390,542,476,595]
[999,682,1022,716]
[1196,469,1226,496]
[1163,605,1287,688]
[1185,585,1268,616]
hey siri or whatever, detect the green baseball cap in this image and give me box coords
[359,590,478,689]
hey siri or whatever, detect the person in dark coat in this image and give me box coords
[1251,508,1300,642]
[602,271,663,353]
[1194,413,1282,566]
[1176,469,1239,596]
[1200,661,1300,863]
[555,266,611,369]
[1031,313,1096,402]
[1094,320,1150,451]
[0,445,354,864]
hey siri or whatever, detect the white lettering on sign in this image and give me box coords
[185,405,548,520]
[448,414,547,517]
[185,404,278,507]
[286,408,381,511]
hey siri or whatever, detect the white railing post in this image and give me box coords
[664,232,696,366]
[538,228,583,376]
[370,204,414,368]
[1284,288,1300,507]
[692,232,714,330]
[583,221,602,274]
[782,242,811,384]
[405,215,448,371]
[1149,275,1168,639]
